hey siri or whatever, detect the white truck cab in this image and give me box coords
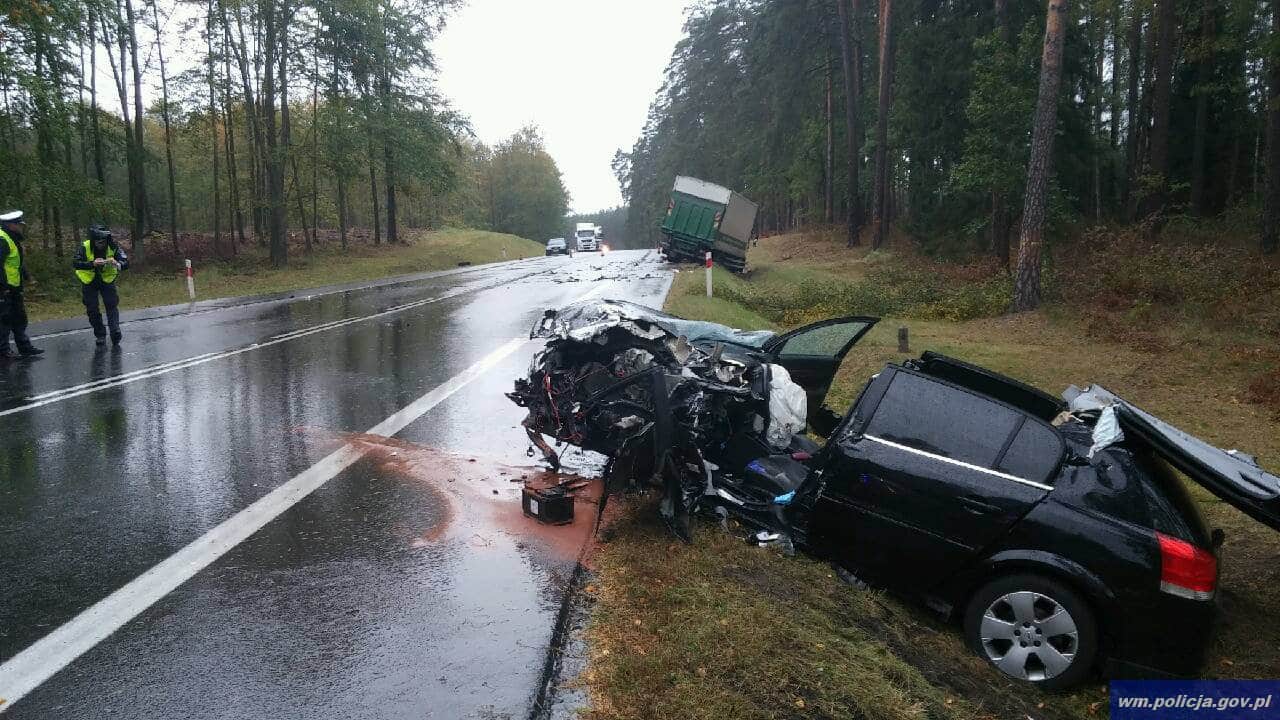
[575,223,602,252]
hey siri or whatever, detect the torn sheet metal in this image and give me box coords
[1065,383,1280,529]
[530,299,775,349]
[508,299,814,540]
[1063,384,1125,458]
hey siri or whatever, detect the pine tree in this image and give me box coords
[1012,0,1070,312]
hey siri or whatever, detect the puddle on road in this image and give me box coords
[295,428,604,562]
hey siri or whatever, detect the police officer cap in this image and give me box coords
[88,224,113,242]
[0,210,24,223]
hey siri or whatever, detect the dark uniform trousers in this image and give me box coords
[83,279,121,338]
[1,286,33,350]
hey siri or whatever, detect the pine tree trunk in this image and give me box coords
[1110,3,1123,207]
[229,2,265,242]
[312,29,320,244]
[991,0,1011,267]
[76,29,88,178]
[88,8,105,185]
[1261,0,1280,254]
[337,171,349,250]
[290,154,312,252]
[103,11,140,251]
[379,14,398,246]
[835,0,863,245]
[263,0,287,267]
[367,109,382,245]
[384,146,398,244]
[33,35,51,251]
[207,0,222,259]
[1140,0,1176,217]
[871,0,895,250]
[824,59,834,224]
[222,20,246,250]
[992,191,1010,268]
[1122,0,1141,208]
[155,0,180,255]
[330,56,349,249]
[124,0,147,262]
[1190,0,1214,216]
[1012,0,1070,312]
[63,135,79,250]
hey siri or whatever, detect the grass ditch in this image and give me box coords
[23,227,543,322]
[584,229,1280,719]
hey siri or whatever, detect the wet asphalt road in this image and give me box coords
[0,250,672,719]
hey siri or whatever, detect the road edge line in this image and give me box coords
[0,337,530,712]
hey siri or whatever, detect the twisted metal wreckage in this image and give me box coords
[506,299,857,541]
[506,300,1280,690]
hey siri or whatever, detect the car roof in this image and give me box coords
[911,352,1065,422]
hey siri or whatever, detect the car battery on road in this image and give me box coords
[522,485,574,525]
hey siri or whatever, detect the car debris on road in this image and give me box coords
[507,298,1280,689]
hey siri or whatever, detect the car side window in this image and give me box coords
[865,372,1021,468]
[995,421,1062,484]
[776,321,870,359]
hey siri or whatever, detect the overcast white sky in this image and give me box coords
[433,0,691,213]
[102,0,689,214]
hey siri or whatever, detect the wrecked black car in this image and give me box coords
[507,299,1280,690]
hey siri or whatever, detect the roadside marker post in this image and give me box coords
[185,259,195,301]
[705,252,713,298]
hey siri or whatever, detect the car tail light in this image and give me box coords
[1157,532,1216,600]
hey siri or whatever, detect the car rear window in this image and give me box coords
[866,372,1021,468]
[996,422,1063,484]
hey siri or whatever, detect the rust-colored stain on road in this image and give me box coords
[301,429,605,562]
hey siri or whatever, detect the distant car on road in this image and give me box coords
[545,238,569,256]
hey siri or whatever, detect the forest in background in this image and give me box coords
[615,0,1280,300]
[0,0,571,270]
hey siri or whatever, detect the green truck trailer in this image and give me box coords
[659,176,758,272]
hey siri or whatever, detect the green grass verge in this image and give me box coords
[584,231,1280,719]
[24,228,543,322]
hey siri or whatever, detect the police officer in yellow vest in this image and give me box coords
[74,224,129,346]
[0,210,44,359]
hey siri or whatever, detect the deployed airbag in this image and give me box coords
[766,364,808,450]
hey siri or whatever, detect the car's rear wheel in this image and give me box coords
[963,574,1097,692]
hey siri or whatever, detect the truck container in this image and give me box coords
[659,176,758,272]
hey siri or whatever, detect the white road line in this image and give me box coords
[17,352,224,403]
[0,275,528,420]
[0,336,530,711]
[28,257,555,340]
[0,282,615,711]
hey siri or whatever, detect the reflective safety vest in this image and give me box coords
[76,240,119,284]
[1,229,19,288]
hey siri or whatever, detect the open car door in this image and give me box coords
[765,316,878,435]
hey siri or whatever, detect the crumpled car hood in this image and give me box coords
[531,299,776,350]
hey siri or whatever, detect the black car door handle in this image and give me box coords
[957,495,1002,515]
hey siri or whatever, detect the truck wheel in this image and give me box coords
[963,574,1098,692]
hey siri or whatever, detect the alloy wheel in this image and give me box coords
[978,590,1079,681]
